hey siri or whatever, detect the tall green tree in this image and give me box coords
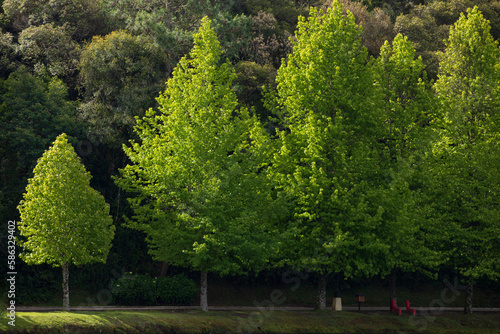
[17,133,115,311]
[371,33,441,299]
[270,1,385,309]
[431,6,500,314]
[117,17,280,311]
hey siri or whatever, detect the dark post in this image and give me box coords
[355,294,365,312]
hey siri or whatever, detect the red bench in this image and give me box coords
[390,299,401,316]
[406,300,416,316]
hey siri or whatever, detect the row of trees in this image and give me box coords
[0,2,317,273]
[17,1,499,313]
[2,2,500,311]
[116,2,500,312]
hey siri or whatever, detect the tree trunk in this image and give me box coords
[200,270,208,312]
[62,263,70,311]
[464,281,473,314]
[316,272,327,310]
[390,270,397,301]
[159,262,169,277]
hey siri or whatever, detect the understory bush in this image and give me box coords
[156,274,197,305]
[112,273,197,305]
[111,273,156,305]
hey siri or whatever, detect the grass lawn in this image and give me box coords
[2,310,500,334]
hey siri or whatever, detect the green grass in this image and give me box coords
[1,310,500,334]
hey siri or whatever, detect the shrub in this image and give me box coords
[112,273,156,305]
[156,274,197,305]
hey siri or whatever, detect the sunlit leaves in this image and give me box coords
[429,6,500,283]
[371,33,441,278]
[17,133,115,266]
[271,1,382,279]
[118,17,280,277]
[435,6,500,146]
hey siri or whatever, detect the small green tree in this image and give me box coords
[117,17,280,312]
[17,133,115,311]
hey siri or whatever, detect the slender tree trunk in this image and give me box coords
[464,281,473,314]
[113,154,127,224]
[316,272,327,310]
[159,261,169,277]
[200,270,208,312]
[390,269,397,301]
[62,263,70,311]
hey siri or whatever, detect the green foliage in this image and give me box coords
[104,0,245,62]
[0,68,79,221]
[370,34,442,280]
[17,133,115,266]
[3,0,110,41]
[429,7,500,284]
[271,1,383,279]
[17,23,80,82]
[118,17,280,277]
[104,0,198,60]
[156,274,198,305]
[78,30,168,145]
[106,0,230,33]
[212,12,253,62]
[0,30,17,76]
[112,273,157,305]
